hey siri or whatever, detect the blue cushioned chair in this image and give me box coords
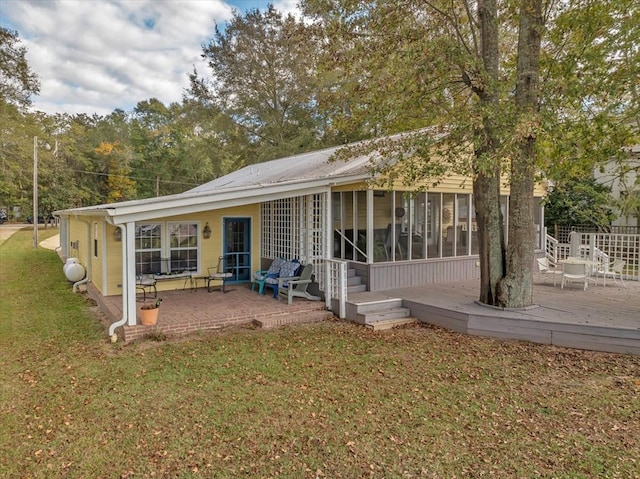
[251,257,286,294]
[263,259,300,298]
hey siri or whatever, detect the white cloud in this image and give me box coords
[3,0,280,115]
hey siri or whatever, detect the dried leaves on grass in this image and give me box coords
[1,231,638,478]
[3,321,639,479]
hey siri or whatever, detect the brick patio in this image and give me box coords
[88,282,333,341]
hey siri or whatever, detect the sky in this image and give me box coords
[0,0,300,116]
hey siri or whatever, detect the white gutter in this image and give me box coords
[108,224,128,342]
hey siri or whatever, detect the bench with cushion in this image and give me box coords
[263,259,301,298]
[251,257,287,295]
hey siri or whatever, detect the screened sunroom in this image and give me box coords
[258,186,546,293]
[332,190,544,262]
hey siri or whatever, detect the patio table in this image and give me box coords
[188,275,207,292]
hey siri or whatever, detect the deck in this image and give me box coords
[378,278,640,355]
[90,278,639,355]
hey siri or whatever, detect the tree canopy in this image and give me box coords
[0,27,40,108]
[188,5,329,162]
[1,2,638,306]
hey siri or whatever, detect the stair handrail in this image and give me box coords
[545,233,559,263]
[334,229,368,261]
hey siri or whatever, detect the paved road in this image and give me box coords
[0,224,59,250]
[0,224,26,242]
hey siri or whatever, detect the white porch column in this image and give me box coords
[366,189,374,264]
[324,191,332,308]
[125,221,137,326]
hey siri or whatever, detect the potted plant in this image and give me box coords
[139,298,163,326]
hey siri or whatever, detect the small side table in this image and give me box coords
[189,276,207,292]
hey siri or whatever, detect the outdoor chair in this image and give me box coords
[251,257,286,294]
[136,273,157,302]
[596,259,626,288]
[277,263,321,305]
[263,259,300,298]
[561,262,588,291]
[536,256,561,286]
[206,256,233,293]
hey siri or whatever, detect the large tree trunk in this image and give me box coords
[474,171,505,305]
[475,0,506,305]
[497,0,543,307]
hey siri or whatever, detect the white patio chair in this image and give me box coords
[277,263,321,305]
[536,257,561,286]
[561,262,588,291]
[596,259,626,288]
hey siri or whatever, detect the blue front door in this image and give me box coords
[223,217,251,282]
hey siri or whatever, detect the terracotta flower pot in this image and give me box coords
[139,306,160,325]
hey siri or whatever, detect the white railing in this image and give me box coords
[545,233,560,262]
[546,231,639,281]
[322,259,348,319]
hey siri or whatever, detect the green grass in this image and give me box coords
[1,228,639,478]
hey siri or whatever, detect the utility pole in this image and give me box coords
[33,136,38,248]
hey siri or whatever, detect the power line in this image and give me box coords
[67,168,203,187]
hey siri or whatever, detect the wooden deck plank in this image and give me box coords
[382,279,640,355]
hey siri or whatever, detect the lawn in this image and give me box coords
[1,229,639,478]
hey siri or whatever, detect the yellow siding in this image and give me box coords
[90,220,104,292]
[89,204,261,296]
[66,216,93,286]
[105,223,123,294]
[333,172,546,196]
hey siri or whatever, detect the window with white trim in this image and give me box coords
[135,222,200,275]
[135,224,163,274]
[168,223,198,273]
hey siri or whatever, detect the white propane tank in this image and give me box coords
[63,258,85,282]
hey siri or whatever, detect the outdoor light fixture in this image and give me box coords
[114,227,122,242]
[203,222,212,239]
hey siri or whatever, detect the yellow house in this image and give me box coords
[55,133,546,335]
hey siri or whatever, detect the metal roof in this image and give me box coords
[54,136,391,223]
[188,143,376,193]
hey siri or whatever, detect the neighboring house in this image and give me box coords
[55,133,546,331]
[594,144,640,228]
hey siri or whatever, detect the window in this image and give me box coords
[135,224,162,275]
[169,223,198,272]
[93,222,98,258]
[135,222,200,275]
[456,194,469,256]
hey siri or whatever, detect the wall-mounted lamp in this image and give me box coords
[114,227,122,242]
[202,222,212,239]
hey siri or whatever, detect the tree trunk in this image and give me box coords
[474,171,505,305]
[475,0,506,305]
[497,0,543,308]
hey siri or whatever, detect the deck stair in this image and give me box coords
[254,310,334,329]
[347,293,414,330]
[366,317,418,331]
[347,267,367,294]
